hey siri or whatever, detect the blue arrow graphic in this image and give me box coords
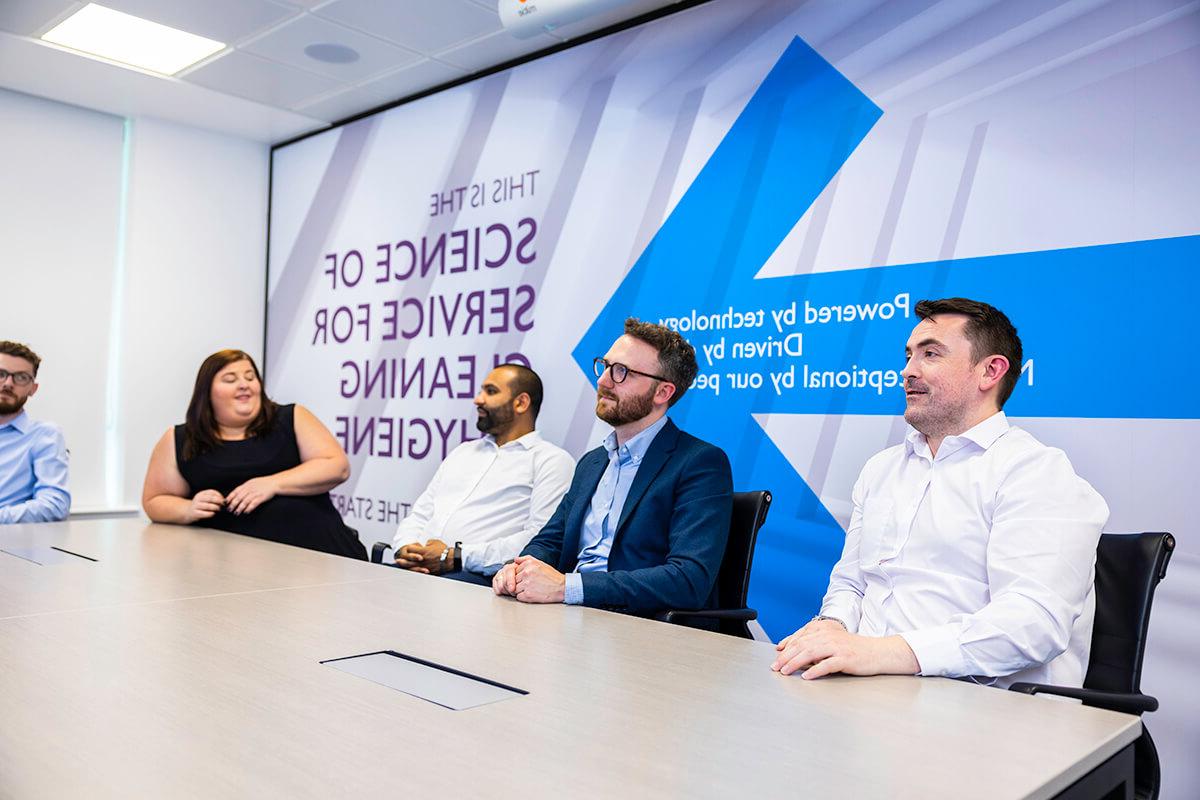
[574,36,1200,640]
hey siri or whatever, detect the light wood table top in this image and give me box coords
[0,519,1140,799]
[0,518,383,619]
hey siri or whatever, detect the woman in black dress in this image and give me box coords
[141,349,366,559]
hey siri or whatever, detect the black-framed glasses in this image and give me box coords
[0,369,34,387]
[593,357,671,385]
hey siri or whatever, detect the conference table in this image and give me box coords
[0,519,1139,799]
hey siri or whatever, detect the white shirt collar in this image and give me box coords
[487,429,544,451]
[906,411,1010,458]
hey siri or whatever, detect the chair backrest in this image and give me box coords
[716,490,772,609]
[1085,532,1175,695]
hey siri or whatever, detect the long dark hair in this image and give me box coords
[181,349,277,460]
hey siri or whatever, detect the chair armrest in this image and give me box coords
[661,608,758,624]
[370,541,392,564]
[1008,683,1158,715]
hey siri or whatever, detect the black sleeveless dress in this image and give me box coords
[174,404,366,560]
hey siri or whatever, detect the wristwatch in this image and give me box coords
[438,542,463,572]
[813,614,848,631]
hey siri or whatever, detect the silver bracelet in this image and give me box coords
[813,614,848,631]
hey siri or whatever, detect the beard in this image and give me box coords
[595,383,656,426]
[903,384,971,439]
[476,402,515,434]
[0,390,27,416]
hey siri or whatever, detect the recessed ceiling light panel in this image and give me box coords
[41,3,225,76]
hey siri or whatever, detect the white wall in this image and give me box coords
[0,87,268,512]
[2,88,124,512]
[117,116,268,509]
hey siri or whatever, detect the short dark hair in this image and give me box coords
[914,298,1023,407]
[623,318,698,407]
[497,363,544,421]
[183,349,278,460]
[0,341,42,376]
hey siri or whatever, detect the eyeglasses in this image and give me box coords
[0,369,34,387]
[593,357,671,385]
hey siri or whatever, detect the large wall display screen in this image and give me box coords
[268,0,1199,653]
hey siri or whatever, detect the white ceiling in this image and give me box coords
[0,0,683,143]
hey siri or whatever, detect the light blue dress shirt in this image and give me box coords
[563,415,669,605]
[0,411,70,523]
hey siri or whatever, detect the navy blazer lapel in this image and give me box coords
[560,447,608,571]
[614,418,680,537]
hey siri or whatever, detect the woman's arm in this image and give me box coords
[225,406,351,515]
[142,429,223,524]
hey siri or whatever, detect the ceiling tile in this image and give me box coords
[291,85,385,122]
[436,29,562,73]
[0,30,324,142]
[93,0,299,45]
[359,58,467,104]
[0,0,77,37]
[242,13,420,82]
[315,0,502,54]
[185,49,343,108]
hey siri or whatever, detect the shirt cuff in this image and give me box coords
[563,572,584,605]
[459,542,482,574]
[900,623,966,677]
[819,596,862,634]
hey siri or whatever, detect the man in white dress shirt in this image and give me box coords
[392,364,574,583]
[772,298,1108,688]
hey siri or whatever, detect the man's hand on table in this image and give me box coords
[771,624,919,679]
[394,539,451,573]
[492,556,565,603]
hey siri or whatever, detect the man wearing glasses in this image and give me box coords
[492,319,733,615]
[0,341,70,523]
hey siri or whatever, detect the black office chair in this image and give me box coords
[370,541,393,564]
[1009,531,1175,800]
[660,490,771,639]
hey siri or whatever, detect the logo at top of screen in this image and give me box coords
[515,0,536,18]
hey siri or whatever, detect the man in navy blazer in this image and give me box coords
[492,319,733,614]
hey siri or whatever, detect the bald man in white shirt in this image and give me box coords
[772,298,1108,688]
[392,364,574,582]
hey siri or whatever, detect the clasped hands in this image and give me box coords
[491,555,565,603]
[395,539,454,574]
[188,477,279,522]
[770,618,919,680]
